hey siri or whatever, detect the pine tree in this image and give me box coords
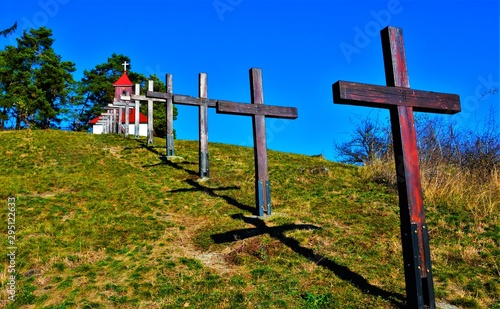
[0,27,75,129]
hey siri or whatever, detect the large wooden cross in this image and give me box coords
[216,68,298,216]
[332,26,461,308]
[147,73,216,179]
[131,82,166,144]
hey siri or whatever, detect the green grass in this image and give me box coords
[0,129,498,308]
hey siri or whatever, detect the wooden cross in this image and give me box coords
[148,68,298,213]
[332,26,461,309]
[122,61,129,72]
[216,68,298,216]
[147,73,216,179]
[111,102,132,137]
[100,113,113,134]
[121,86,141,138]
[103,106,119,133]
[131,82,166,144]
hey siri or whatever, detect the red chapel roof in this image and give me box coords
[113,72,134,86]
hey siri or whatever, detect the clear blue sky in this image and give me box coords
[1,0,499,160]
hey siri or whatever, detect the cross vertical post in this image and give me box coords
[134,84,140,139]
[382,26,434,308]
[199,73,210,178]
[118,106,123,133]
[332,26,461,308]
[104,116,107,133]
[250,69,270,216]
[165,74,174,157]
[147,80,154,145]
[115,108,119,133]
[125,102,130,137]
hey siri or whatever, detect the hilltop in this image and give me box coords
[0,130,498,308]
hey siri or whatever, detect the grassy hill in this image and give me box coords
[0,130,498,308]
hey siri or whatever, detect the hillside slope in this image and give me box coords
[0,130,498,308]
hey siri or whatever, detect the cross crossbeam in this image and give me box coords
[332,26,461,309]
[217,101,298,118]
[333,81,460,114]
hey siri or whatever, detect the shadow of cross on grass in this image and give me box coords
[133,138,163,154]
[142,156,199,177]
[169,179,255,214]
[212,214,405,308]
[134,139,199,177]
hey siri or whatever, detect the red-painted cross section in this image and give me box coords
[333,26,461,309]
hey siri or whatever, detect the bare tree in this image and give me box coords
[334,115,391,165]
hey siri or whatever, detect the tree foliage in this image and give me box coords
[0,27,75,129]
[0,22,17,38]
[70,53,134,131]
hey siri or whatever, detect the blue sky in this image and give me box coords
[1,0,499,160]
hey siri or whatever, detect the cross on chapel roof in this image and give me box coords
[122,61,129,72]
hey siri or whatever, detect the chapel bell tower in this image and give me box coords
[113,61,133,102]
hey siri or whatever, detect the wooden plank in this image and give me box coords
[118,106,123,133]
[333,81,460,114]
[217,101,298,119]
[147,80,154,145]
[134,84,140,138]
[173,94,217,107]
[250,68,270,216]
[132,94,166,102]
[125,102,130,138]
[146,90,172,100]
[381,26,434,308]
[199,73,209,178]
[166,73,174,156]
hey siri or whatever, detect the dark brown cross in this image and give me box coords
[147,73,216,179]
[216,68,298,216]
[333,26,461,308]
